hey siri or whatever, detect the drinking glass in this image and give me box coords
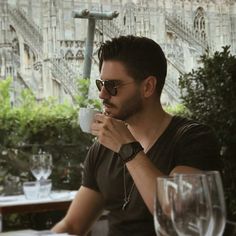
[39,179,52,198]
[41,153,52,179]
[30,152,52,181]
[23,181,40,199]
[30,154,44,181]
[171,174,213,236]
[154,176,178,236]
[205,171,226,236]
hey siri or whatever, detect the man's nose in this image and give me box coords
[99,86,111,100]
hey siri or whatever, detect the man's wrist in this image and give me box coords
[118,142,144,163]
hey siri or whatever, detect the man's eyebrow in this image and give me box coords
[100,78,122,81]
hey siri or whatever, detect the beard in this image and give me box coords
[103,90,143,121]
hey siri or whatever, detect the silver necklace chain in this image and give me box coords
[122,165,135,211]
[144,119,166,152]
[121,115,169,211]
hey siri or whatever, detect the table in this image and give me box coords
[0,191,77,232]
[0,229,38,235]
[0,229,71,235]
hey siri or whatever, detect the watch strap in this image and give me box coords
[118,141,143,163]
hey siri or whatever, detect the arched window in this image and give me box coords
[65,50,74,60]
[76,50,83,60]
[194,7,206,41]
[201,31,206,40]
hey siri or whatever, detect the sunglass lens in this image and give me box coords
[95,80,117,96]
[96,80,103,91]
[105,81,117,96]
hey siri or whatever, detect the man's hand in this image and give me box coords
[91,114,136,152]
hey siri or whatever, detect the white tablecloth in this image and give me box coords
[0,191,77,207]
[0,229,72,235]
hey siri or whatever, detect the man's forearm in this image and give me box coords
[51,219,69,234]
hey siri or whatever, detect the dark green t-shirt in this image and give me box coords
[82,116,222,236]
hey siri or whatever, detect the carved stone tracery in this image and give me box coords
[0,0,235,105]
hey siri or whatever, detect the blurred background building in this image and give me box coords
[0,0,236,105]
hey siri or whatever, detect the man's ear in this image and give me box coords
[142,76,157,98]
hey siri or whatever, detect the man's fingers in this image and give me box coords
[94,113,106,123]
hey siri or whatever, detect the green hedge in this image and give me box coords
[178,46,236,220]
[0,77,100,193]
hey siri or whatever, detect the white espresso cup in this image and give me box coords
[78,107,100,133]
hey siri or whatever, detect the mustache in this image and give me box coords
[103,99,114,107]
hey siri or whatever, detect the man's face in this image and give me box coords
[98,60,143,121]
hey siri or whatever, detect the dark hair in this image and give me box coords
[98,35,167,95]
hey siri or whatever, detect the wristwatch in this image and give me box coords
[118,142,143,163]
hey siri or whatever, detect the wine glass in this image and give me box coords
[205,171,226,236]
[171,174,213,236]
[41,153,52,180]
[30,154,44,181]
[154,176,178,236]
[30,152,52,181]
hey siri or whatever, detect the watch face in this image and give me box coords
[121,144,133,157]
[119,142,143,162]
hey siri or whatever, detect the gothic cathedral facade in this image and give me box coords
[0,0,236,104]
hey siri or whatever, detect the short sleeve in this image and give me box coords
[81,142,101,192]
[175,123,223,171]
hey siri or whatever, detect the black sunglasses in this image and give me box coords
[96,79,134,96]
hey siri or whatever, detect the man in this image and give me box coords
[52,35,221,235]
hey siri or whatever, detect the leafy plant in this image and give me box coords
[164,103,190,117]
[75,78,102,110]
[0,77,103,230]
[179,46,236,220]
[0,77,101,192]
